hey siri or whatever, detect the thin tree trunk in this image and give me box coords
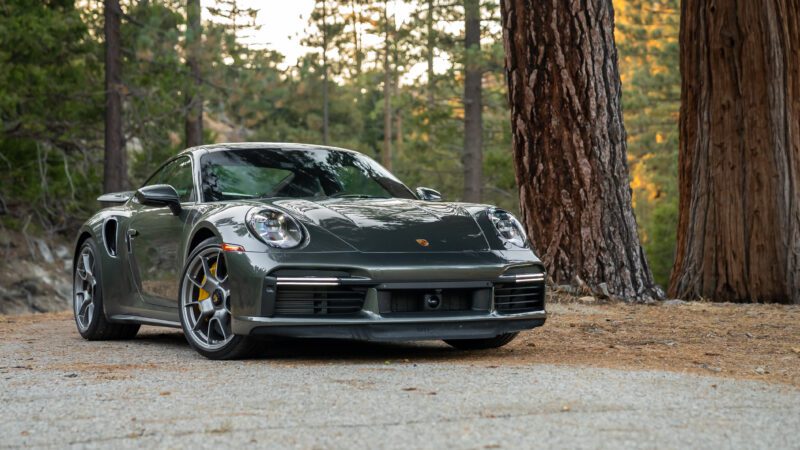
[350,0,362,79]
[185,0,203,148]
[396,112,403,156]
[427,0,435,109]
[382,5,393,170]
[463,0,482,203]
[322,0,330,145]
[104,0,126,193]
[500,0,662,300]
[671,0,800,303]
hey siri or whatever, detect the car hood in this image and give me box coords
[271,198,490,252]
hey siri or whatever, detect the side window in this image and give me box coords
[143,157,195,202]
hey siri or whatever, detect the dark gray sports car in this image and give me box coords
[73,143,546,359]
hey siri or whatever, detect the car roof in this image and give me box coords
[177,142,362,157]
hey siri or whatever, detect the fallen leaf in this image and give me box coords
[159,391,171,396]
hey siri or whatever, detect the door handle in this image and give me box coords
[126,228,138,252]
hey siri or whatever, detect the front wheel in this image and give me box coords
[179,238,255,360]
[444,332,519,350]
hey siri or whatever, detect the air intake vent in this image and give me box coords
[275,286,366,316]
[493,283,545,313]
[102,218,118,257]
[388,290,472,313]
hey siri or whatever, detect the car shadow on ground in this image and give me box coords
[133,328,497,363]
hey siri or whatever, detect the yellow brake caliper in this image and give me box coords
[197,262,218,302]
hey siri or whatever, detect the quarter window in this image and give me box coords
[142,157,195,203]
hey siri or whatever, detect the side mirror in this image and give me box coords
[416,187,443,202]
[136,184,182,215]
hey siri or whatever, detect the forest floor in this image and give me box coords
[524,299,800,387]
[1,299,798,386]
[1,302,799,448]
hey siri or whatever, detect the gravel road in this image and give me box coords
[1,314,799,449]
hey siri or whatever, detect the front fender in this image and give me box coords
[189,203,356,254]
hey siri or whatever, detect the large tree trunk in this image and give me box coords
[463,0,483,203]
[104,0,126,193]
[671,0,800,303]
[500,0,662,300]
[184,0,203,148]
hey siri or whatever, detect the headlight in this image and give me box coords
[488,208,527,248]
[246,207,304,248]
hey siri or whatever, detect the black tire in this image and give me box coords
[73,239,140,340]
[444,332,519,350]
[178,237,256,360]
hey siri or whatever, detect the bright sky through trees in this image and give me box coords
[201,0,451,80]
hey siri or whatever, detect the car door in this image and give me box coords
[128,156,197,308]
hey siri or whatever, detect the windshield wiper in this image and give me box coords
[328,193,387,199]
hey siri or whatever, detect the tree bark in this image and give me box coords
[382,5,393,170]
[500,0,662,300]
[185,0,203,149]
[671,0,800,303]
[463,0,483,203]
[104,0,126,193]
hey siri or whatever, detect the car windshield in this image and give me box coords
[200,147,416,202]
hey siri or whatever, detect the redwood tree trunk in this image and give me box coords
[104,0,126,193]
[500,0,662,300]
[185,0,203,148]
[671,0,800,303]
[463,0,483,203]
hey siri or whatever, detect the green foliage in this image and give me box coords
[0,0,103,232]
[0,0,678,287]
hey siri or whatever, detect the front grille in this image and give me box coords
[493,283,545,313]
[388,289,473,313]
[274,286,366,316]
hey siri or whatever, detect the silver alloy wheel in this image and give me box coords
[180,246,234,351]
[74,246,96,332]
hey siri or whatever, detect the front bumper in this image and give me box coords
[230,270,546,340]
[225,249,546,341]
[233,312,546,340]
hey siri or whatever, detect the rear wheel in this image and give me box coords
[73,239,140,340]
[444,332,518,350]
[179,238,255,360]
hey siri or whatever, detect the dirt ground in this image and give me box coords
[2,300,798,387]
[512,300,800,387]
